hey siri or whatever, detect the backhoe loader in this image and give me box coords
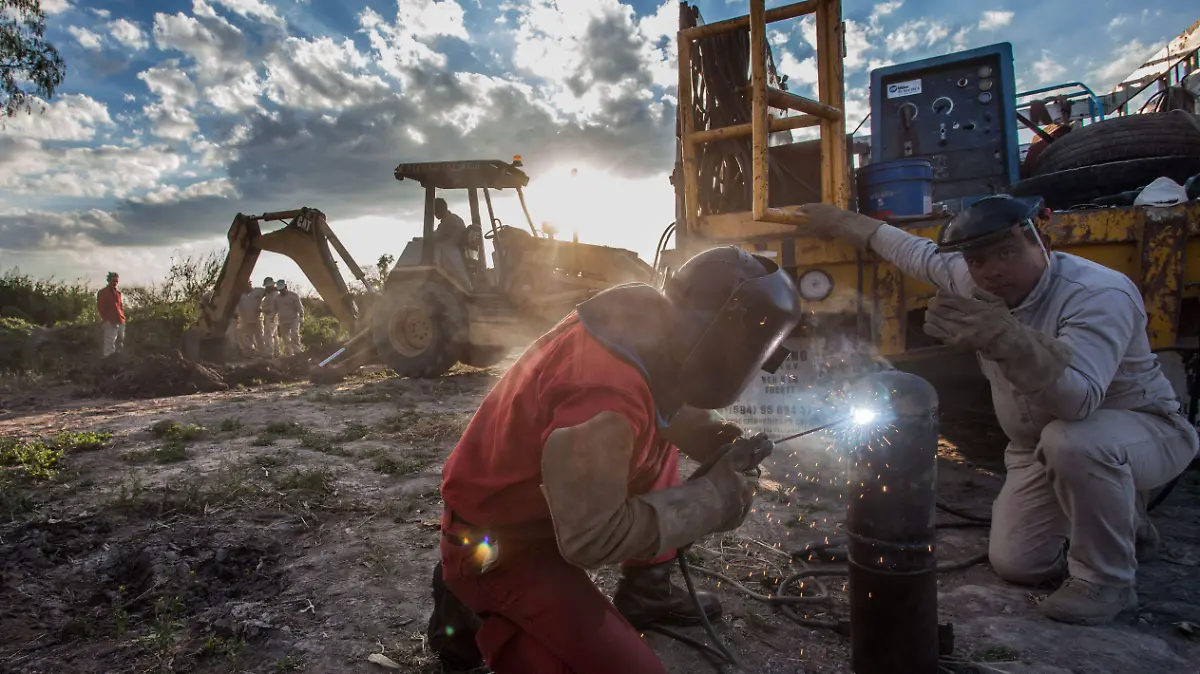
[360,157,654,378]
[185,157,654,379]
[183,207,373,363]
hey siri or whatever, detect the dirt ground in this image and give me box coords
[1,359,1198,674]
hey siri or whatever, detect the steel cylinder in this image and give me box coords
[846,370,939,674]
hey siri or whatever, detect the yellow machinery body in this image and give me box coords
[185,207,373,362]
[667,0,1200,363]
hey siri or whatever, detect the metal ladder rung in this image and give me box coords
[688,115,821,145]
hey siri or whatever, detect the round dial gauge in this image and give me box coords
[798,269,834,301]
[979,78,994,91]
[978,91,993,104]
[978,65,993,78]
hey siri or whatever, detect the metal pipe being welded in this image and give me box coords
[846,371,940,674]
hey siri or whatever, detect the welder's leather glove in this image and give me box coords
[687,440,760,532]
[924,289,1074,393]
[662,405,743,464]
[787,203,885,250]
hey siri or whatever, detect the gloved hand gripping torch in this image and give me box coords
[672,413,875,671]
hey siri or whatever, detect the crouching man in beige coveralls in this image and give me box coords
[794,195,1198,625]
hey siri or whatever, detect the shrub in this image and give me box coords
[300,314,345,353]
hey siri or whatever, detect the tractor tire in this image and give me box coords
[1008,156,1200,210]
[371,280,467,378]
[1032,112,1200,176]
[463,346,509,368]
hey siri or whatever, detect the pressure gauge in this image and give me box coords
[979,78,994,91]
[798,269,834,301]
[978,91,993,104]
[978,65,993,78]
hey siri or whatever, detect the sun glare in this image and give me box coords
[522,165,673,261]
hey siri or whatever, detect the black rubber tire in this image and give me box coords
[1032,112,1200,176]
[1008,156,1200,210]
[463,346,509,368]
[371,280,467,378]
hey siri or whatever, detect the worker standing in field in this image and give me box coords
[794,196,1199,626]
[96,271,126,358]
[235,280,266,356]
[426,246,802,673]
[261,277,280,357]
[274,279,304,356]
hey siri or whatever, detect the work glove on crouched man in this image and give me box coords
[425,246,803,673]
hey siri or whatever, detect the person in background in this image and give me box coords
[261,277,280,357]
[235,280,266,357]
[275,279,305,356]
[97,271,126,358]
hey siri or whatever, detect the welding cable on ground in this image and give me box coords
[668,550,744,672]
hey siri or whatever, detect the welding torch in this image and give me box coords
[687,409,877,482]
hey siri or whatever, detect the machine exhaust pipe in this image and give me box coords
[846,371,940,674]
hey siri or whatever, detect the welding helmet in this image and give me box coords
[937,195,1043,253]
[664,246,802,409]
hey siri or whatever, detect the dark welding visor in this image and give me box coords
[676,258,802,410]
[937,195,1042,253]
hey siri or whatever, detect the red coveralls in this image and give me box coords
[439,316,679,674]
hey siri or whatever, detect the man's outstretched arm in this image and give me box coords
[792,203,974,297]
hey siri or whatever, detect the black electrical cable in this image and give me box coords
[666,506,993,670]
[675,550,742,671]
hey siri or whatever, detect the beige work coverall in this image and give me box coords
[235,288,267,355]
[871,225,1199,587]
[261,291,279,357]
[275,291,304,356]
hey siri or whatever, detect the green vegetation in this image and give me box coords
[0,0,68,118]
[150,420,208,442]
[1,254,350,375]
[0,431,113,479]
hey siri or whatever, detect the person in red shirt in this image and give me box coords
[97,271,126,358]
[426,246,803,673]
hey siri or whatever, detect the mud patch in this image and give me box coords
[221,354,313,388]
[72,351,228,399]
[1,514,293,673]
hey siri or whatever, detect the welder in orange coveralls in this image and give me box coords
[425,246,804,674]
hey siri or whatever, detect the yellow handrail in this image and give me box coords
[677,0,849,233]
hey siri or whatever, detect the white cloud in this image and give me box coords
[1108,15,1129,30]
[109,18,149,50]
[133,178,240,205]
[0,140,186,199]
[1091,39,1155,89]
[505,0,669,121]
[777,51,818,91]
[137,66,202,141]
[40,0,70,15]
[152,1,263,113]
[91,8,111,19]
[870,1,902,23]
[210,0,285,26]
[358,0,469,83]
[139,66,200,109]
[978,10,1013,31]
[951,26,972,51]
[264,36,388,110]
[886,19,949,54]
[1032,52,1066,84]
[0,94,113,141]
[68,25,104,50]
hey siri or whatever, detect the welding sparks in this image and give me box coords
[850,407,877,425]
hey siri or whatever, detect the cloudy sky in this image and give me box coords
[0,0,1193,289]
